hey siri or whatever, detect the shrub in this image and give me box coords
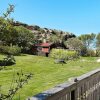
[0,45,21,55]
[2,55,16,66]
[96,49,100,57]
[49,49,79,60]
[66,50,79,60]
[86,49,96,57]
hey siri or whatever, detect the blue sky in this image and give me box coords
[0,0,100,35]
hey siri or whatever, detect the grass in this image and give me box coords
[0,54,100,100]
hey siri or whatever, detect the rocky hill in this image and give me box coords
[13,21,76,43]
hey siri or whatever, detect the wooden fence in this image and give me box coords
[27,69,100,100]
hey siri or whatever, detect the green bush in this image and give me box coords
[96,49,100,57]
[0,55,16,66]
[86,49,96,57]
[0,45,21,55]
[66,50,79,60]
[49,49,79,60]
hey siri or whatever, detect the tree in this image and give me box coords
[3,4,14,19]
[0,4,35,54]
[64,38,85,55]
[96,33,100,49]
[50,35,61,44]
[14,26,34,51]
[0,4,16,45]
[0,17,18,45]
[96,33,100,57]
[78,33,96,49]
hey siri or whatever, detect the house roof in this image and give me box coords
[33,42,53,47]
[40,43,52,47]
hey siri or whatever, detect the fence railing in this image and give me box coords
[27,69,100,100]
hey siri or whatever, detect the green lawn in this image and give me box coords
[0,54,100,100]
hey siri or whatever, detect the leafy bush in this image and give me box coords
[50,49,79,60]
[86,49,96,57]
[4,55,15,65]
[66,50,79,60]
[0,55,16,67]
[0,45,21,55]
[96,49,100,57]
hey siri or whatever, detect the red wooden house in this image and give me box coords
[32,43,53,57]
[32,42,67,57]
[41,43,51,52]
